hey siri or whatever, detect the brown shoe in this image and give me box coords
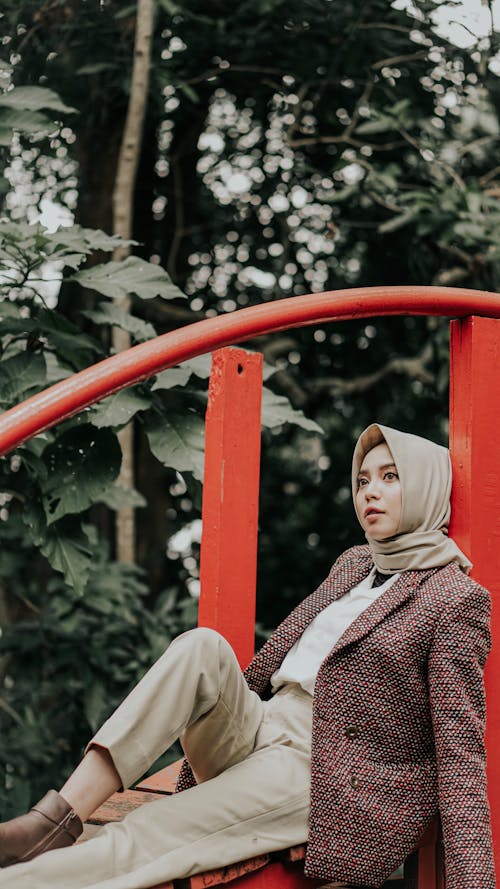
[0,789,83,867]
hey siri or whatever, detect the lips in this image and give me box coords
[364,507,383,517]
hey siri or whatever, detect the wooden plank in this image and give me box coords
[177,860,322,889]
[178,854,271,888]
[88,789,165,824]
[449,316,500,879]
[135,760,182,793]
[198,348,263,668]
[281,846,306,863]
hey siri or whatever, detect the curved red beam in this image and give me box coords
[1,285,499,457]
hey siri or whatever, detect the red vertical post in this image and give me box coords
[449,316,500,871]
[198,347,263,668]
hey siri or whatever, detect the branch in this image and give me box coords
[480,165,500,187]
[260,336,309,408]
[269,369,309,409]
[432,266,471,287]
[433,242,491,286]
[371,50,428,71]
[365,190,402,214]
[458,135,500,158]
[111,0,155,564]
[309,343,435,396]
[287,133,405,151]
[111,0,154,256]
[166,154,185,280]
[183,64,287,87]
[356,23,412,34]
[285,82,311,143]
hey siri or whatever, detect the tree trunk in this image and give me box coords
[111,0,155,563]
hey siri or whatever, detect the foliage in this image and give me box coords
[0,220,311,594]
[0,218,315,814]
[0,526,193,818]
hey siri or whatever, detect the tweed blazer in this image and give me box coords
[177,545,494,889]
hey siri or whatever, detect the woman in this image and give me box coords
[0,424,494,889]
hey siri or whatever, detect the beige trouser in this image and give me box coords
[0,628,313,889]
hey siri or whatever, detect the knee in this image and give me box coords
[173,626,227,654]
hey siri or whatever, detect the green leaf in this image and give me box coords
[81,304,156,342]
[178,83,199,104]
[84,680,107,732]
[144,410,205,480]
[40,426,122,524]
[355,116,394,135]
[76,63,116,75]
[0,353,47,408]
[0,309,100,370]
[378,209,418,234]
[114,3,137,18]
[89,389,151,428]
[0,86,77,114]
[71,256,187,301]
[37,309,102,369]
[47,226,137,255]
[178,354,212,379]
[97,485,147,509]
[23,504,93,595]
[0,108,56,137]
[40,526,93,595]
[157,0,178,13]
[261,388,323,433]
[44,353,72,384]
[152,367,193,390]
[153,351,275,390]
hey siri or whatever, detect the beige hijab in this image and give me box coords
[351,423,472,574]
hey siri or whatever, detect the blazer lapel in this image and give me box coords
[290,549,374,640]
[329,569,428,656]
[261,548,374,664]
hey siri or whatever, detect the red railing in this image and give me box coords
[0,285,499,456]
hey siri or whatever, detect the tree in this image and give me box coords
[0,0,498,811]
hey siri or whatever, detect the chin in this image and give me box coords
[368,529,398,542]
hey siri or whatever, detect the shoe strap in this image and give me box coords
[32,790,83,840]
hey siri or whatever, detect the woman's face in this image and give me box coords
[355,442,402,540]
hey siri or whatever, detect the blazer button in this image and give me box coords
[349,775,360,789]
[345,724,360,739]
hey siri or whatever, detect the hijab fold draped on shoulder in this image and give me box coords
[351,423,472,574]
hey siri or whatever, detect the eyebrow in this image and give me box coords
[357,462,397,477]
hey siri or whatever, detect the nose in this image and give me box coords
[363,479,381,499]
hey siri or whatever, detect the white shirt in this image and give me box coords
[270,568,400,695]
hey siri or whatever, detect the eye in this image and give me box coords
[357,477,368,488]
[384,471,399,481]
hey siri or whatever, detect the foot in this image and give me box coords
[0,790,83,867]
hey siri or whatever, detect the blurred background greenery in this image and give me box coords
[0,0,498,815]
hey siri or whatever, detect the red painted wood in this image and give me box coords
[449,316,500,879]
[177,860,322,889]
[197,348,263,668]
[180,854,271,888]
[88,789,165,824]
[1,287,500,457]
[135,760,182,793]
[416,848,436,889]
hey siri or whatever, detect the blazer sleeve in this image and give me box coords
[428,583,495,889]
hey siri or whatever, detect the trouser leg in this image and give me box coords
[88,627,264,788]
[0,687,312,889]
